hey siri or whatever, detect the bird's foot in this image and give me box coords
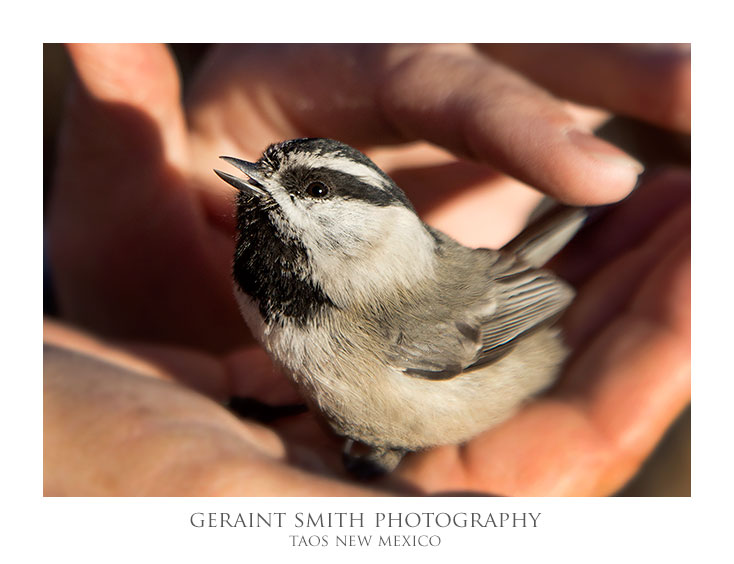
[342,439,406,479]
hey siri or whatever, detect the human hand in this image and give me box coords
[44,167,690,496]
[47,43,689,351]
[397,168,691,495]
[45,43,689,495]
[43,319,378,496]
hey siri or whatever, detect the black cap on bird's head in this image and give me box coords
[214,138,415,211]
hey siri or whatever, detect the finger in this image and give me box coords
[44,342,378,495]
[560,238,690,493]
[377,44,643,205]
[49,44,249,350]
[43,341,280,495]
[479,44,691,133]
[44,320,339,485]
[64,43,188,167]
[44,318,232,399]
[51,43,190,279]
[53,43,188,225]
[43,317,169,381]
[189,44,641,205]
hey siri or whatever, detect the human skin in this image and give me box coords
[44,44,690,496]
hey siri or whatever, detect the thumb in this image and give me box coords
[50,43,191,261]
[48,44,195,336]
[61,43,188,170]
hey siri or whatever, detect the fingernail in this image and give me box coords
[567,129,645,174]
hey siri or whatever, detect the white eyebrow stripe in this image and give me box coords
[287,151,390,190]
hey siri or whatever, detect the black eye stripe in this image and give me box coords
[316,169,391,205]
[287,167,410,208]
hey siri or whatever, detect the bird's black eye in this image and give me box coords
[306,181,329,198]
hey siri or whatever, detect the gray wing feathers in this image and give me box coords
[466,270,573,370]
[393,265,574,380]
[389,322,478,380]
[393,214,581,380]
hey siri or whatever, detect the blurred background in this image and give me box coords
[43,43,690,496]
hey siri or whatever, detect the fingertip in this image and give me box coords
[377,46,646,206]
[66,43,181,111]
[514,129,644,206]
[555,129,645,205]
[566,129,644,175]
[464,120,644,206]
[63,43,187,168]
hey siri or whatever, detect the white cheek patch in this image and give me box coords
[302,202,437,307]
[312,199,382,253]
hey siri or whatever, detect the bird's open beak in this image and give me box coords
[214,156,270,198]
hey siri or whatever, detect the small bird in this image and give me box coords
[215,138,586,476]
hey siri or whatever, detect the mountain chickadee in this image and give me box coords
[215,138,586,476]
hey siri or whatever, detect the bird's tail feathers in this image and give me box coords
[501,203,587,268]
